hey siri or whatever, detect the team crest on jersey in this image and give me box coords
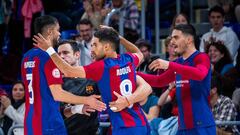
[52,68,60,78]
[86,85,94,94]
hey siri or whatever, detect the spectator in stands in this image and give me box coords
[165,36,179,62]
[206,40,239,97]
[135,39,162,96]
[235,0,240,23]
[170,13,189,31]
[0,81,25,135]
[57,40,100,135]
[200,6,239,62]
[206,39,234,75]
[105,0,139,43]
[160,38,179,119]
[81,0,109,30]
[207,0,237,22]
[157,83,178,119]
[140,94,160,121]
[136,39,159,74]
[76,19,94,66]
[0,0,12,56]
[210,73,240,135]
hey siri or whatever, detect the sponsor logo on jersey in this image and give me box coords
[176,80,189,87]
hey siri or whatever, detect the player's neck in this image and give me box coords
[105,51,118,58]
[182,46,196,59]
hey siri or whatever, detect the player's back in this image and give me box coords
[21,48,66,135]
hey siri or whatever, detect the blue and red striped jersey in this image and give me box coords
[21,48,66,135]
[174,51,215,129]
[84,53,147,129]
[139,51,215,130]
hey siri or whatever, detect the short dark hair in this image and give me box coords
[78,18,93,27]
[58,40,80,53]
[34,15,58,34]
[173,24,197,42]
[135,39,152,51]
[209,5,225,17]
[94,28,119,51]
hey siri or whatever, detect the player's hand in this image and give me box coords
[33,33,52,51]
[86,95,106,112]
[82,105,96,116]
[149,58,169,71]
[109,91,129,112]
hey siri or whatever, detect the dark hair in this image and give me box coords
[211,72,223,95]
[12,80,25,91]
[173,24,197,43]
[135,39,152,51]
[34,15,58,34]
[58,40,80,53]
[171,13,189,28]
[93,28,120,50]
[205,41,232,73]
[78,18,93,27]
[209,5,225,17]
[11,80,25,107]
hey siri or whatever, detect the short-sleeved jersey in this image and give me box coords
[84,53,147,129]
[174,51,215,129]
[21,48,66,135]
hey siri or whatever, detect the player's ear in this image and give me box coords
[186,35,193,45]
[75,51,80,59]
[104,43,111,51]
[46,28,52,37]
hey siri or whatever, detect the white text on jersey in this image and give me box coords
[117,66,131,76]
[24,61,35,68]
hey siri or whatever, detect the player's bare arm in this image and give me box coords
[49,84,106,112]
[33,33,86,78]
[119,36,144,65]
[99,25,143,65]
[109,75,152,112]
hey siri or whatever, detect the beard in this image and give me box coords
[52,38,59,48]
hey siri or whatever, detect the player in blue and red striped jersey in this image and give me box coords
[21,15,106,135]
[139,24,216,135]
[33,26,152,135]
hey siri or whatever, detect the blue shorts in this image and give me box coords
[112,126,150,135]
[176,126,216,135]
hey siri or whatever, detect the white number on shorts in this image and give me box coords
[120,79,133,108]
[26,74,34,104]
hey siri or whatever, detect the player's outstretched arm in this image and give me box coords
[49,84,106,112]
[109,75,152,112]
[33,33,86,78]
